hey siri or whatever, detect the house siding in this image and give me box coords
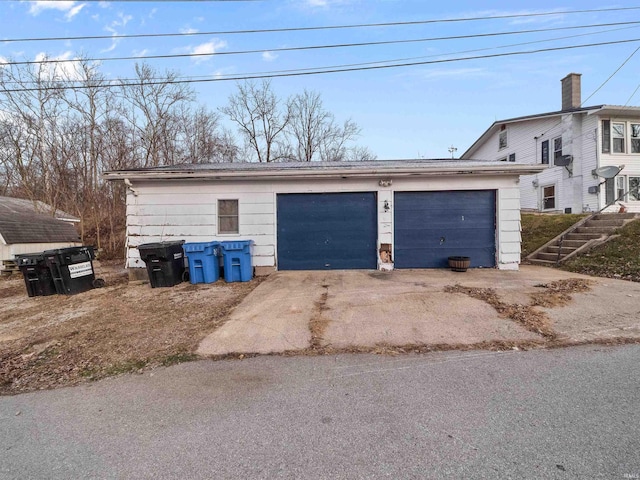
[125,175,523,272]
[597,114,640,212]
[580,114,600,212]
[1,241,82,270]
[464,112,610,213]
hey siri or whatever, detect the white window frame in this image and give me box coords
[617,176,626,202]
[553,136,563,165]
[631,123,640,154]
[542,185,556,211]
[612,122,626,153]
[218,199,240,235]
[629,176,640,202]
[498,129,507,150]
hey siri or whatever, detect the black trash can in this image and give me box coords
[137,241,185,288]
[15,252,57,297]
[43,246,96,295]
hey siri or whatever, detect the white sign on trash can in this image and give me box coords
[68,261,93,278]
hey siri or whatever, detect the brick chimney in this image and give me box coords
[561,73,581,110]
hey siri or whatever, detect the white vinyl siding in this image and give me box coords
[1,241,82,272]
[125,176,523,271]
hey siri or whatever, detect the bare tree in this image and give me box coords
[220,80,290,163]
[120,63,195,167]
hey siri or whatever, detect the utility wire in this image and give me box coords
[3,6,640,43]
[532,44,640,143]
[5,24,634,87]
[3,38,640,93]
[4,21,640,67]
[583,45,640,105]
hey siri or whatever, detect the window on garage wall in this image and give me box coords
[542,185,556,210]
[218,199,239,234]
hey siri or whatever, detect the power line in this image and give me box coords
[3,38,640,93]
[5,23,634,87]
[2,24,635,87]
[4,21,639,67]
[534,45,640,141]
[3,6,640,44]
[582,46,640,105]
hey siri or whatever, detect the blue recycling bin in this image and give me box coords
[183,241,220,284]
[219,240,253,283]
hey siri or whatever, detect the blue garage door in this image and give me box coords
[394,190,496,269]
[277,193,377,270]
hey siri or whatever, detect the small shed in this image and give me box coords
[0,196,81,273]
[103,160,545,278]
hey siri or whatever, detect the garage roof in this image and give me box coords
[0,197,80,245]
[103,159,546,181]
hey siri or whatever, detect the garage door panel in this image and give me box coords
[396,227,495,247]
[394,190,496,268]
[277,193,377,270]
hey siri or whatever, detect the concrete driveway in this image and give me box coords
[197,266,640,356]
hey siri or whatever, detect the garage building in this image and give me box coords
[103,160,545,278]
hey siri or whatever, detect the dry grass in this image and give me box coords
[0,263,262,395]
[309,285,330,350]
[530,279,594,308]
[444,284,557,338]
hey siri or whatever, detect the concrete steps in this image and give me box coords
[527,212,638,265]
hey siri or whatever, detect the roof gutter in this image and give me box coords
[104,164,547,182]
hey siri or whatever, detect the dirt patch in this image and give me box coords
[309,285,330,350]
[443,278,595,340]
[444,284,556,338]
[530,278,593,308]
[0,265,263,395]
[207,337,640,362]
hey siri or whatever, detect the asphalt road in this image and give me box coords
[1,345,639,479]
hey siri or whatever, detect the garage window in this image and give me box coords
[542,186,556,210]
[218,199,239,234]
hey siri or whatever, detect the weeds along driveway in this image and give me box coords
[197,266,640,357]
[0,262,262,395]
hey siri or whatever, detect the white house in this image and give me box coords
[0,196,81,273]
[103,160,544,277]
[461,73,640,214]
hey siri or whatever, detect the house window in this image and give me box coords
[498,157,507,162]
[617,176,626,201]
[218,199,239,234]
[542,185,555,210]
[541,140,549,164]
[553,137,563,164]
[498,130,507,150]
[631,124,640,153]
[508,153,516,162]
[602,120,611,153]
[605,178,616,204]
[612,123,626,153]
[630,177,640,201]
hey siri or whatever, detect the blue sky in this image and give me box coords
[2,0,640,159]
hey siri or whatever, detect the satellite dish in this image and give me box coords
[593,165,624,179]
[554,155,572,167]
